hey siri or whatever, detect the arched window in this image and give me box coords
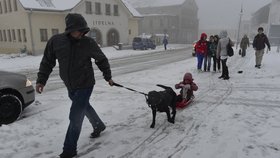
[107,28,119,46]
[88,28,102,46]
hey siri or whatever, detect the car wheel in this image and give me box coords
[0,94,22,125]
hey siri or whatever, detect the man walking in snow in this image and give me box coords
[240,34,250,57]
[36,13,114,158]
[163,36,168,50]
[253,27,271,69]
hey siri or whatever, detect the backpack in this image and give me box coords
[227,38,234,57]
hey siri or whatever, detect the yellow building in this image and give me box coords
[0,0,142,55]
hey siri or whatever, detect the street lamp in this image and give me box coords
[236,4,243,49]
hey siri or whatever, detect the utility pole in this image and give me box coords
[236,4,243,49]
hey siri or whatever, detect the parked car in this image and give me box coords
[132,37,156,50]
[0,71,35,125]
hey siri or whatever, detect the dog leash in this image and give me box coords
[113,82,148,96]
[113,82,151,107]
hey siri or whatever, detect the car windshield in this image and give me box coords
[133,37,141,42]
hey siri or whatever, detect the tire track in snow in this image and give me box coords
[166,58,246,157]
[115,70,217,157]
[116,54,245,157]
[114,69,229,158]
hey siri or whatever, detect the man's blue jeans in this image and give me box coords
[63,86,105,153]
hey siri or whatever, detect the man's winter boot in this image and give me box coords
[90,124,106,138]
[59,151,77,158]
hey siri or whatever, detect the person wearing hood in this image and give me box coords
[36,13,114,158]
[175,72,198,102]
[253,27,271,69]
[240,34,250,57]
[195,33,208,71]
[216,30,233,80]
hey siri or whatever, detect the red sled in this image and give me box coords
[176,96,195,109]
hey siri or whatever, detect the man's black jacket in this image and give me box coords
[36,33,112,90]
[253,33,271,51]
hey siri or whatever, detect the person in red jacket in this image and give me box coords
[195,33,208,72]
[175,72,198,102]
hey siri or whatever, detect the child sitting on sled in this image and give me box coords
[175,72,198,104]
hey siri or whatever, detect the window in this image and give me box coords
[129,29,131,35]
[52,28,59,35]
[113,5,119,16]
[0,30,2,41]
[85,1,92,14]
[40,29,48,42]
[17,29,21,42]
[4,0,7,13]
[13,0,17,11]
[8,0,12,12]
[95,2,101,15]
[3,30,7,41]
[22,29,27,42]
[0,2,2,14]
[105,4,111,15]
[12,29,16,41]
[7,29,11,42]
[8,30,12,42]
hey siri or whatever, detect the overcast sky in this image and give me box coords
[196,0,272,29]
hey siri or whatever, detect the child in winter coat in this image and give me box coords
[175,72,198,102]
[195,33,208,71]
[208,35,218,72]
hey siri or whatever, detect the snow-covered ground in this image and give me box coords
[0,45,280,158]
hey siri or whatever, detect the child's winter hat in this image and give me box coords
[183,73,193,83]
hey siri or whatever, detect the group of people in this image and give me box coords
[35,12,271,158]
[194,31,233,80]
[239,27,271,69]
[194,27,271,80]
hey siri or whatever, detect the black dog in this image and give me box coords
[146,84,177,128]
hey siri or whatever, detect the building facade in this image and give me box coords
[0,0,142,55]
[129,0,199,44]
[250,1,280,45]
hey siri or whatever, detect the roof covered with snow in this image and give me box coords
[19,0,81,11]
[121,0,142,18]
[127,0,187,8]
[19,0,141,17]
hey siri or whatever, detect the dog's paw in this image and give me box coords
[168,119,175,124]
[150,124,155,128]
